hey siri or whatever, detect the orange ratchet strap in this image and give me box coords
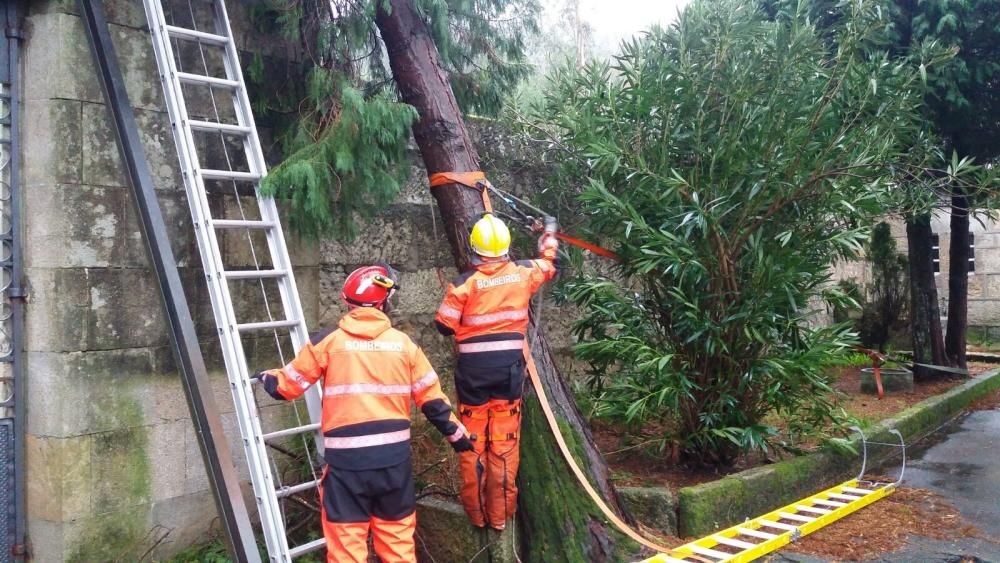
[428,171,493,213]
[522,342,700,559]
[554,232,621,262]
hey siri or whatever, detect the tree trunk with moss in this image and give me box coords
[374,1,637,560]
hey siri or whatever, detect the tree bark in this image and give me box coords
[906,213,947,380]
[373,1,636,560]
[945,189,970,370]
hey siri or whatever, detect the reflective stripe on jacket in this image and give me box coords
[434,258,556,345]
[264,307,464,469]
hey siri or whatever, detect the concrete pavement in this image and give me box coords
[776,408,1000,562]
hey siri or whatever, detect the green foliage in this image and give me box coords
[827,351,874,368]
[424,0,541,114]
[250,0,539,238]
[534,0,946,464]
[891,0,1000,157]
[831,279,862,324]
[261,86,417,239]
[163,540,231,563]
[858,222,909,351]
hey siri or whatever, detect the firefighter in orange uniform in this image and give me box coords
[434,214,559,530]
[258,264,472,563]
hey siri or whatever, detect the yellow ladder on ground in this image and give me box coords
[643,426,906,563]
[643,478,897,563]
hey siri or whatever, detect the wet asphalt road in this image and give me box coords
[776,408,1000,562]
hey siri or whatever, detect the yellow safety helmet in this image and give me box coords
[469,213,511,258]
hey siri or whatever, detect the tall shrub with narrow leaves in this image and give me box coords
[537,0,948,464]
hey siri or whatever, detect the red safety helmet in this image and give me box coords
[341,264,399,308]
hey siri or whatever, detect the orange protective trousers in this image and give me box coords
[318,466,417,562]
[457,399,522,529]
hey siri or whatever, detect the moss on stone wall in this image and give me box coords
[69,392,151,561]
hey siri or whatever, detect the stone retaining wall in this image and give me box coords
[22,2,323,559]
[21,2,579,559]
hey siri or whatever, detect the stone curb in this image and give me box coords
[676,368,1000,537]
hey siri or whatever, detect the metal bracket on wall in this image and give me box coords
[78,1,259,561]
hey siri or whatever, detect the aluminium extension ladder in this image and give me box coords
[642,428,906,563]
[141,0,325,559]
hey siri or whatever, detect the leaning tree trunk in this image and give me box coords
[945,189,970,371]
[906,213,947,380]
[373,1,636,561]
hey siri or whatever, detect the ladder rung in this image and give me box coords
[288,537,327,558]
[212,219,274,230]
[795,504,832,515]
[200,169,262,182]
[224,268,287,280]
[758,520,798,531]
[263,423,321,442]
[813,498,847,507]
[778,511,815,523]
[713,536,758,550]
[187,119,252,135]
[654,558,689,563]
[828,492,863,501]
[737,527,778,540]
[688,545,731,559]
[164,24,230,46]
[236,319,300,332]
[176,71,240,89]
[275,478,321,499]
[842,486,875,496]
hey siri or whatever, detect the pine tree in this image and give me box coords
[251,0,540,238]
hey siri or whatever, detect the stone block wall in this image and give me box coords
[20,2,584,560]
[827,212,1000,346]
[22,2,320,560]
[921,211,1000,339]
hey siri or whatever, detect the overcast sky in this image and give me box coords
[579,0,691,47]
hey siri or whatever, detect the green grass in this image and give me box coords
[829,351,874,368]
[161,540,231,563]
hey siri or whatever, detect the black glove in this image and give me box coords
[450,435,474,453]
[256,370,285,400]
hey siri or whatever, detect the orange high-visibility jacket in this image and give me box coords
[434,255,556,349]
[264,307,465,469]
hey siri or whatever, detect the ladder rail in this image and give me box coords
[210,0,325,448]
[142,1,298,558]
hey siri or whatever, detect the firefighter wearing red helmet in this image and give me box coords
[435,214,559,530]
[258,264,472,562]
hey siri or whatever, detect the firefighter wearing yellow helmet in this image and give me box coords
[435,212,559,530]
[468,213,512,257]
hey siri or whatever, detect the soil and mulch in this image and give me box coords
[594,362,998,492]
[787,390,1000,560]
[787,480,997,561]
[830,361,995,422]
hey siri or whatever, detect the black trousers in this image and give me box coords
[455,356,526,405]
[322,458,415,523]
